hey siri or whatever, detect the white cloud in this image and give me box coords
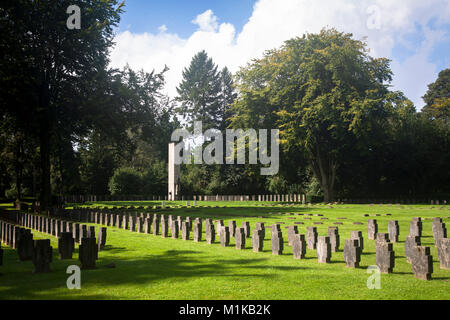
[158,24,167,33]
[110,0,450,109]
[192,9,219,32]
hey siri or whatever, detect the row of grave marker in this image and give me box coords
[0,213,109,272]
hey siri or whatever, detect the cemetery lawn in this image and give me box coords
[1,202,449,300]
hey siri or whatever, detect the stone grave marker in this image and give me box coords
[405,235,421,263]
[220,226,230,247]
[17,229,34,261]
[271,224,283,255]
[388,220,399,243]
[306,226,318,250]
[376,234,395,273]
[344,239,361,268]
[206,222,215,244]
[32,239,52,273]
[436,238,450,270]
[317,236,331,263]
[252,229,264,252]
[235,228,245,250]
[161,216,169,238]
[152,215,160,236]
[288,225,298,246]
[181,221,190,240]
[409,217,422,237]
[328,227,340,252]
[242,221,251,238]
[98,227,107,251]
[410,246,433,280]
[292,234,306,259]
[229,221,236,237]
[350,231,364,252]
[367,219,378,240]
[171,220,179,239]
[58,232,75,260]
[79,237,97,269]
[193,220,202,242]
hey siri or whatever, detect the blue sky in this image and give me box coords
[110,0,450,110]
[118,0,256,38]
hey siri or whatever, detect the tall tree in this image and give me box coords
[422,68,450,124]
[230,29,393,202]
[0,0,123,208]
[176,50,224,130]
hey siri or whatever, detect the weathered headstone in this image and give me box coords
[327,227,340,252]
[436,238,450,270]
[72,223,80,243]
[410,246,433,280]
[87,226,96,238]
[271,224,283,255]
[152,215,160,236]
[242,221,251,238]
[136,217,143,233]
[32,239,52,273]
[376,234,395,273]
[129,216,136,232]
[58,232,75,260]
[432,219,447,246]
[409,217,422,237]
[161,216,169,238]
[122,215,129,230]
[220,226,230,247]
[171,220,179,239]
[17,229,34,261]
[229,221,236,237]
[287,226,298,246]
[79,237,97,269]
[144,218,151,234]
[292,234,306,259]
[97,227,107,251]
[181,221,190,240]
[116,214,122,228]
[216,220,224,236]
[193,220,202,242]
[344,239,361,268]
[350,231,364,252]
[255,222,265,240]
[405,235,421,263]
[206,221,215,244]
[252,229,264,252]
[235,228,245,249]
[388,220,399,243]
[367,219,378,240]
[306,226,318,250]
[317,236,331,263]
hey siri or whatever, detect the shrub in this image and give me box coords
[108,167,142,196]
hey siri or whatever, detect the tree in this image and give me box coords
[230,29,393,202]
[422,68,450,124]
[176,50,234,131]
[0,0,123,209]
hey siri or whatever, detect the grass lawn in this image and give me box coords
[0,202,449,300]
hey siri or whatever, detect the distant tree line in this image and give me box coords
[0,1,448,207]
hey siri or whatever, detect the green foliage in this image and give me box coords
[142,161,168,196]
[176,50,236,131]
[108,167,142,196]
[230,28,395,201]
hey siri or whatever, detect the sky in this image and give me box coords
[109,0,450,110]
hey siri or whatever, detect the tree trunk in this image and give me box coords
[39,126,51,211]
[310,147,337,203]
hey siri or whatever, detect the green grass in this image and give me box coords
[1,202,449,300]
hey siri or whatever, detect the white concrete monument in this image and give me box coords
[168,142,180,201]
